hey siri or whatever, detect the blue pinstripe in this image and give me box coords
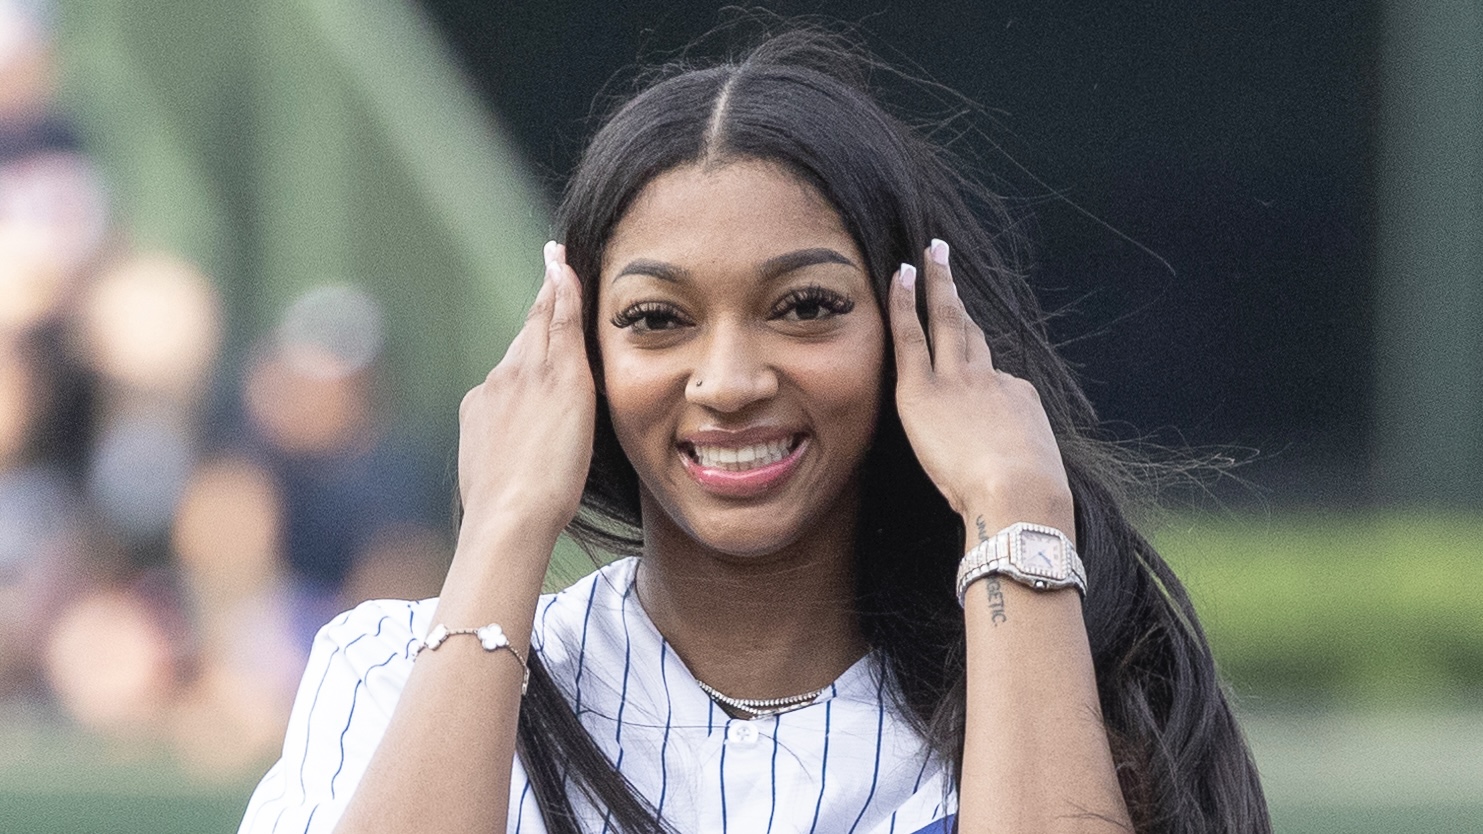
[657,641,673,817]
[567,578,599,820]
[600,585,637,834]
[513,779,531,832]
[765,714,782,834]
[325,617,390,799]
[573,576,600,713]
[846,674,888,832]
[303,617,387,832]
[275,686,323,833]
[328,648,398,799]
[615,584,634,754]
[719,729,730,834]
[263,611,356,834]
[536,594,559,652]
[889,753,934,833]
[806,684,837,834]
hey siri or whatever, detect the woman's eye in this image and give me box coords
[791,298,827,320]
[773,287,855,322]
[611,303,688,333]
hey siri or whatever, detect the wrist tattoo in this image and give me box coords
[975,514,989,544]
[983,577,1007,625]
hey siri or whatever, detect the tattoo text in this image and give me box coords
[983,577,1007,625]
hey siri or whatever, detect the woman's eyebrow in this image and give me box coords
[758,247,856,279]
[610,248,855,285]
[612,259,689,284]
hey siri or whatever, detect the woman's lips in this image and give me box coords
[678,434,808,498]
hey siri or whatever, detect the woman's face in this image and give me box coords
[597,160,885,558]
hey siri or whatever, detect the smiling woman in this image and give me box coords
[238,23,1269,834]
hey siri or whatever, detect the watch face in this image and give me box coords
[1017,529,1066,579]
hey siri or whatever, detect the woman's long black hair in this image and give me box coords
[513,22,1270,834]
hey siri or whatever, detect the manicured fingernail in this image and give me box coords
[930,238,949,266]
[899,263,917,289]
[546,260,560,283]
[543,240,558,267]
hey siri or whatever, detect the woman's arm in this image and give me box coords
[889,239,1132,833]
[958,541,1129,833]
[331,242,595,834]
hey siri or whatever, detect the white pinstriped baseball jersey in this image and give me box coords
[239,558,958,833]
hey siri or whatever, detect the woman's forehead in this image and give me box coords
[601,160,859,280]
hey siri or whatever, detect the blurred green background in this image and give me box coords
[1,0,1478,832]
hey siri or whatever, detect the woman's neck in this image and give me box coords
[634,506,867,702]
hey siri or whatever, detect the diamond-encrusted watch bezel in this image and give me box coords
[1011,526,1070,581]
[955,522,1087,606]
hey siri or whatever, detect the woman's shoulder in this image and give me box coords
[530,557,637,654]
[314,557,635,657]
[313,596,439,655]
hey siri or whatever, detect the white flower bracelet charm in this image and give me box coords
[416,622,530,695]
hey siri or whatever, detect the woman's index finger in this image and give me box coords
[546,259,585,357]
[889,262,932,381]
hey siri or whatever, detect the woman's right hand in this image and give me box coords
[331,243,591,834]
[455,241,595,549]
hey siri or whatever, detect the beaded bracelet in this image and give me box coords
[416,623,530,695]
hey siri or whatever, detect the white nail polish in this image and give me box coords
[930,239,949,266]
[900,263,917,289]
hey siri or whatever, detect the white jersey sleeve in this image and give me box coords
[237,598,428,834]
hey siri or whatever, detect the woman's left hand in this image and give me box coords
[888,239,1075,537]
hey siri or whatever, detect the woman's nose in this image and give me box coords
[685,325,778,413]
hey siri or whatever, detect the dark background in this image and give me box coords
[416,0,1376,504]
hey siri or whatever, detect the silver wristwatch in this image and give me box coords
[955,522,1087,607]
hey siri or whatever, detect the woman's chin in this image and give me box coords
[670,512,809,561]
[636,486,856,566]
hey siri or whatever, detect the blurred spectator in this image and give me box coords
[75,253,220,401]
[0,151,109,284]
[43,582,182,737]
[0,335,89,701]
[74,253,221,560]
[242,284,446,645]
[169,455,303,775]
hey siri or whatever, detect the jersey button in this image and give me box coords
[726,721,760,745]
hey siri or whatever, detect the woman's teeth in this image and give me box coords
[691,438,793,471]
